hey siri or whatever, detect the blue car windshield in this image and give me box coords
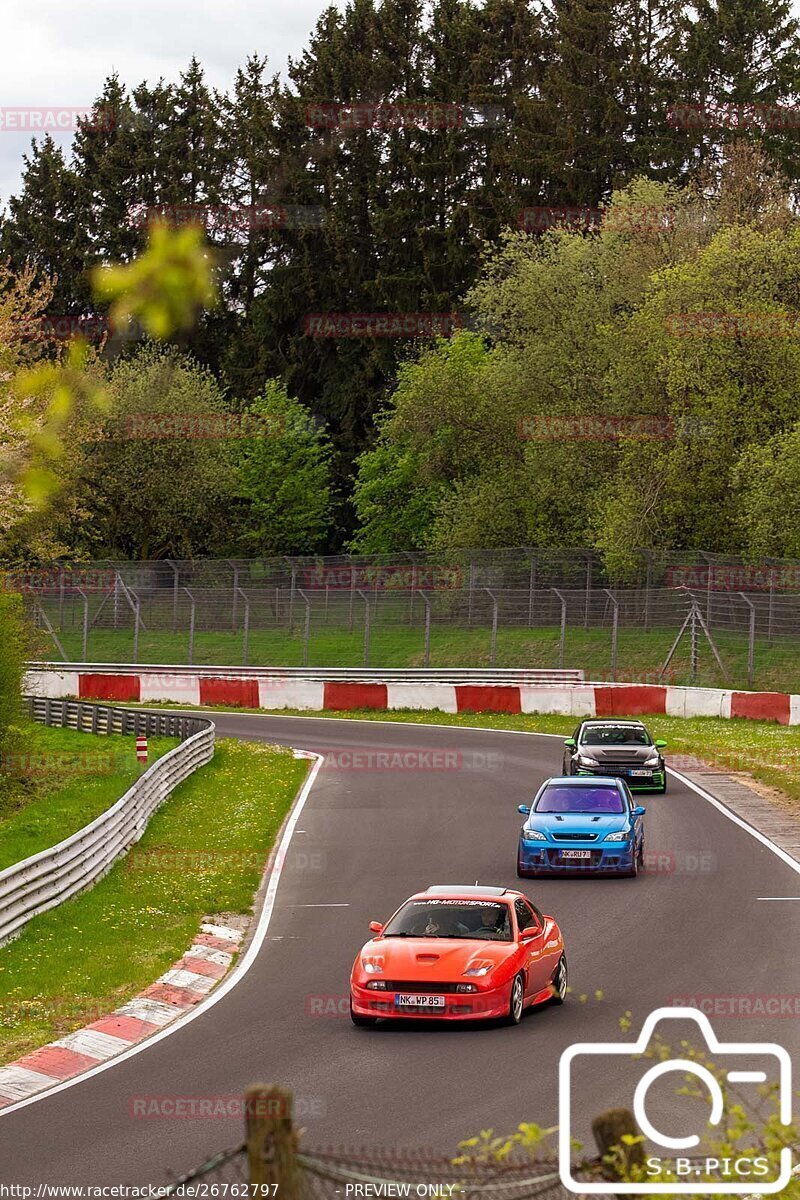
[536,786,625,814]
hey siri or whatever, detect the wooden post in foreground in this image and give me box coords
[245,1085,301,1198]
[592,1107,645,1179]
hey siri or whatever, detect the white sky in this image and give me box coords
[0,0,334,205]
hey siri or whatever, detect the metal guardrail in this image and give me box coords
[0,698,215,947]
[25,663,585,684]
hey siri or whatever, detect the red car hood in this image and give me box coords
[359,937,514,980]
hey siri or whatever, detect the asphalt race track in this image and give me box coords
[1,713,798,1184]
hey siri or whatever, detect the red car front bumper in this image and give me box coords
[350,979,512,1020]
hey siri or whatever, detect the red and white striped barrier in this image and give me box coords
[22,667,800,725]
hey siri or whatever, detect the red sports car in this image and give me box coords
[350,885,567,1026]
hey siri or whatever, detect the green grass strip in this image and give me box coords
[0,738,308,1065]
[0,723,179,872]
[53,622,798,693]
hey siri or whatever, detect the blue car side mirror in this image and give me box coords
[633,806,646,816]
[518,804,530,815]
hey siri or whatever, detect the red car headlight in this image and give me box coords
[456,983,478,993]
[365,980,388,990]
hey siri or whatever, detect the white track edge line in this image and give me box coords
[666,766,800,877]
[0,750,325,1118]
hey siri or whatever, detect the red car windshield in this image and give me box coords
[537,786,625,814]
[383,900,513,941]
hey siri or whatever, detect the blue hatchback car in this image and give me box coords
[517,776,646,878]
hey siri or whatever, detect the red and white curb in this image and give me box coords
[0,921,243,1107]
[24,668,800,725]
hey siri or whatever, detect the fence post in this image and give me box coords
[604,589,619,681]
[298,589,312,667]
[238,588,250,666]
[528,554,537,626]
[245,1085,300,1197]
[132,595,141,664]
[58,567,65,631]
[690,604,698,682]
[166,560,179,633]
[229,561,240,632]
[484,587,499,666]
[348,569,356,633]
[591,1107,645,1179]
[584,551,592,628]
[739,591,756,689]
[642,549,652,633]
[184,587,196,665]
[552,588,567,669]
[468,557,476,626]
[418,590,431,666]
[288,562,298,634]
[357,590,371,666]
[76,587,90,661]
[768,568,775,645]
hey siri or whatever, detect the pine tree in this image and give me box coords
[0,135,87,314]
[676,0,800,180]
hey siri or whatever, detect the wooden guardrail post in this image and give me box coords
[592,1107,645,1179]
[245,1085,301,1199]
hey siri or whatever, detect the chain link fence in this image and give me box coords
[9,550,800,691]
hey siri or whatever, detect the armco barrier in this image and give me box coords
[22,665,800,724]
[0,698,214,947]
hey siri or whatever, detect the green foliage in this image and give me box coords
[733,421,800,558]
[93,220,217,339]
[356,168,800,561]
[232,381,333,555]
[0,593,31,777]
[64,344,240,559]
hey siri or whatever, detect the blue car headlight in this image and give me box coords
[522,827,547,842]
[604,829,632,842]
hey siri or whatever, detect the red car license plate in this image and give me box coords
[395,994,446,1008]
[560,849,592,860]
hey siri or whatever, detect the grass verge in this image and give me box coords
[0,738,309,1064]
[0,723,178,872]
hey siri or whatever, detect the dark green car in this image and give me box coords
[561,719,667,793]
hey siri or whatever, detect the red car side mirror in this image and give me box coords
[369,920,384,934]
[521,925,541,940]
